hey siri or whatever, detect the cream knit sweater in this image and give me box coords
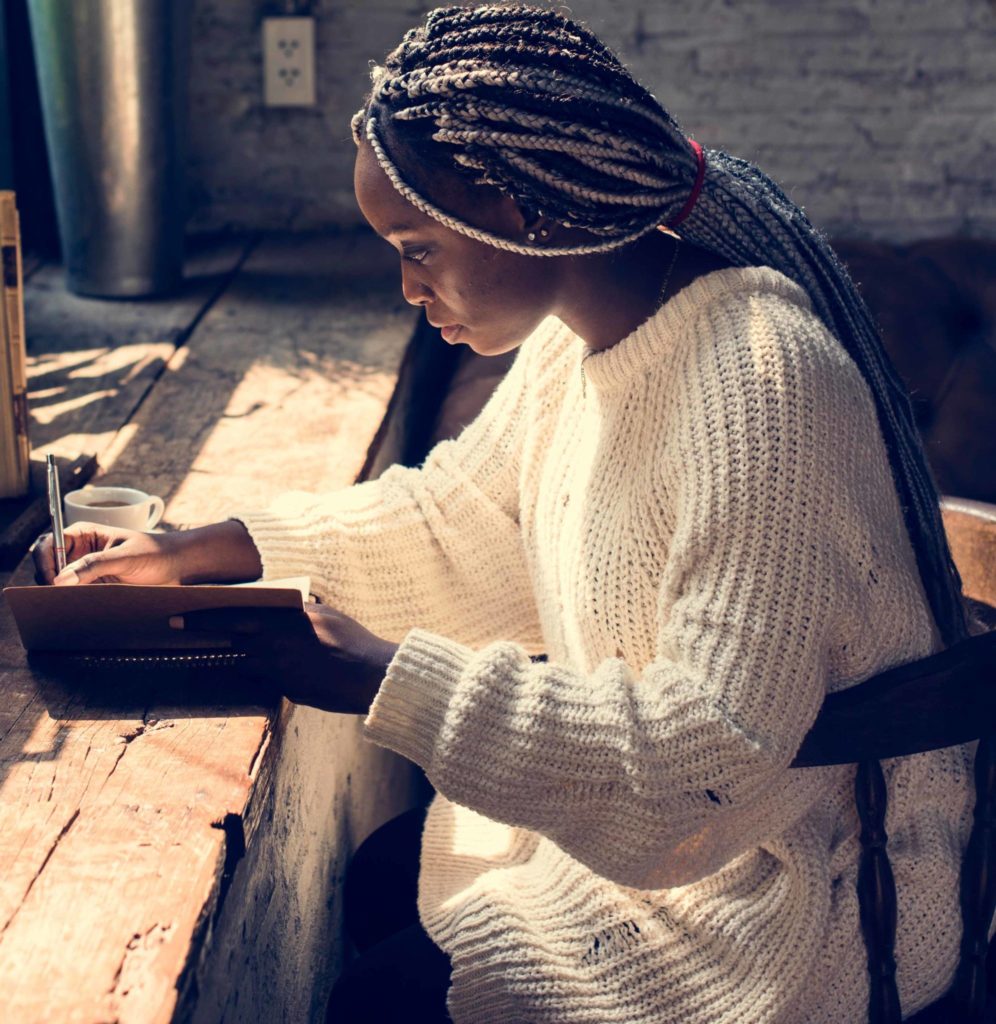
[237,266,974,1024]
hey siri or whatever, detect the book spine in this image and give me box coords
[0,294,20,497]
[0,191,29,496]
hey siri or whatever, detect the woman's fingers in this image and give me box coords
[52,550,103,586]
[54,546,130,586]
[167,604,386,713]
[34,526,99,584]
[31,533,56,585]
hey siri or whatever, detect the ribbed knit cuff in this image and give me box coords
[364,627,473,770]
[227,508,322,583]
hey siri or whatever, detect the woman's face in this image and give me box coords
[353,138,562,356]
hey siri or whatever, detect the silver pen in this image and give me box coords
[46,454,67,574]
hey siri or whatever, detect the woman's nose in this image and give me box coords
[400,265,432,307]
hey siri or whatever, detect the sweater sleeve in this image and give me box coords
[229,326,547,652]
[364,292,898,889]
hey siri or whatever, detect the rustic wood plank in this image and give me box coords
[0,230,417,1023]
[25,234,252,464]
[99,231,411,522]
[942,500,996,609]
[0,688,267,1023]
[0,236,252,569]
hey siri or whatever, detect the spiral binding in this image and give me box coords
[72,651,249,668]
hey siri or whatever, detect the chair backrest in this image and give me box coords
[790,498,996,1024]
[940,498,996,616]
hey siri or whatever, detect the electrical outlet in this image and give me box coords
[263,16,316,107]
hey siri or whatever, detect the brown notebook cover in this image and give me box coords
[4,576,310,654]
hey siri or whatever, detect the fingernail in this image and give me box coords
[53,569,79,586]
[169,615,184,630]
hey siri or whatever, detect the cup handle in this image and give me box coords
[146,496,165,530]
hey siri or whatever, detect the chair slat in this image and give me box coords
[952,736,996,1022]
[855,758,902,1024]
[787,505,996,1021]
[792,631,996,768]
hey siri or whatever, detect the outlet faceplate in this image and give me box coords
[263,16,316,107]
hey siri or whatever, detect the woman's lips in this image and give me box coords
[440,324,463,343]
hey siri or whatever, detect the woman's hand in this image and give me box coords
[33,522,188,586]
[175,602,399,714]
[33,520,263,587]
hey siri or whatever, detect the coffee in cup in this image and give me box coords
[63,486,165,531]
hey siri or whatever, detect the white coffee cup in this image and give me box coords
[63,486,165,531]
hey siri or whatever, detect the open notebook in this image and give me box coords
[4,577,310,671]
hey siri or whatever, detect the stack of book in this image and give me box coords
[0,191,28,498]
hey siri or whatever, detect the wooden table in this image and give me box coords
[0,233,421,1023]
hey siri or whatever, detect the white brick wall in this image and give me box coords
[188,0,996,242]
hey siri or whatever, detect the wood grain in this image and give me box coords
[0,231,415,1023]
[24,234,251,463]
[98,233,410,523]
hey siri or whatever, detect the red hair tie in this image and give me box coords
[668,139,705,229]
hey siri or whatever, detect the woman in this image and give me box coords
[35,6,973,1022]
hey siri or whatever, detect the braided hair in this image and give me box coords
[353,3,969,647]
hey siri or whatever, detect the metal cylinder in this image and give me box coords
[26,0,191,297]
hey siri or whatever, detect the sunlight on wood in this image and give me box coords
[66,343,165,385]
[26,385,65,401]
[168,346,190,371]
[1,234,420,1023]
[31,388,119,426]
[99,421,140,472]
[26,342,173,462]
[164,356,398,525]
[32,431,120,464]
[29,349,107,375]
[15,712,64,758]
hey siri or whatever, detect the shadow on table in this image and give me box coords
[1,230,411,798]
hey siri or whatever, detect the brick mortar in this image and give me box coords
[188,0,996,242]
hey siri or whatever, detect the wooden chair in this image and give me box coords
[790,497,996,1023]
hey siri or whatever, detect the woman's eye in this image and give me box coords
[402,248,429,264]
